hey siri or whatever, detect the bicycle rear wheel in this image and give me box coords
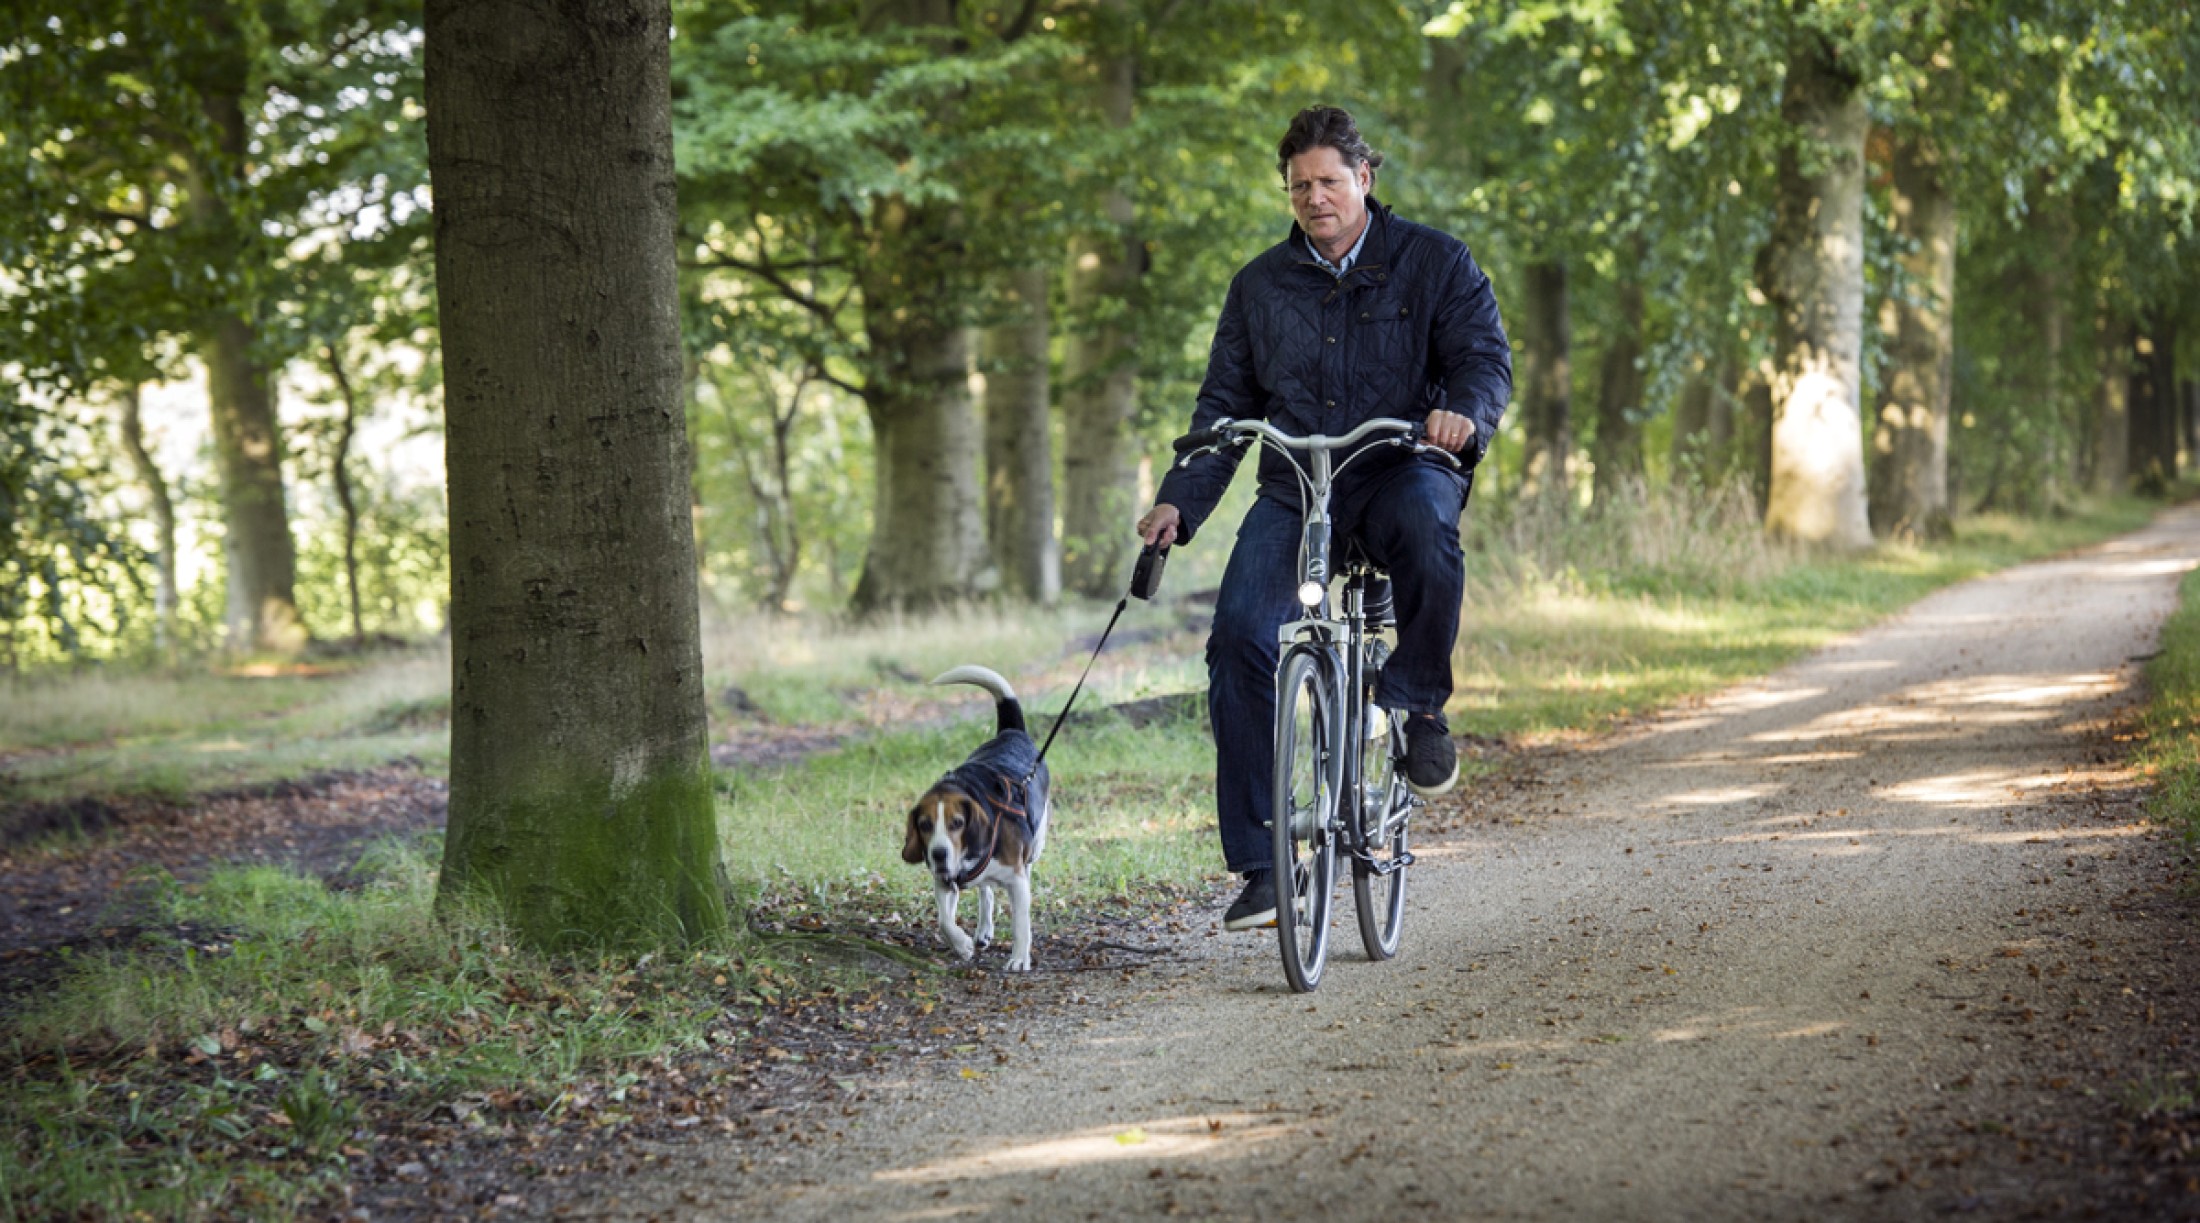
[1353,704,1410,960]
[1273,647,1338,993]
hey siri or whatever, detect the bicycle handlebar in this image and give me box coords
[1175,416,1462,469]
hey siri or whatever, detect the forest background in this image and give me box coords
[4,0,2198,668]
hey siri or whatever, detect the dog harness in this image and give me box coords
[936,732,1046,890]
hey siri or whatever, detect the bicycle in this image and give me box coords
[1173,416,1461,992]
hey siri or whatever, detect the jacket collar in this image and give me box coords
[1286,197,1394,275]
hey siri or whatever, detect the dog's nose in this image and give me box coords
[929,846,949,864]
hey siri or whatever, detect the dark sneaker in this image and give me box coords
[1223,870,1277,930]
[1404,713,1459,797]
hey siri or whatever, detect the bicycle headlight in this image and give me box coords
[1297,580,1324,608]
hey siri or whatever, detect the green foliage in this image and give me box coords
[0,398,142,669]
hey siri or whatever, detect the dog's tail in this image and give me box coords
[932,665,1026,734]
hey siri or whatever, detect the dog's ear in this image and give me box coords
[901,807,926,865]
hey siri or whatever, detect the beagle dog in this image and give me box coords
[903,665,1052,972]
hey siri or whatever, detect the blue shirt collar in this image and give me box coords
[1304,214,1372,276]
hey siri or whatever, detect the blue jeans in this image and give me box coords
[1205,460,1470,875]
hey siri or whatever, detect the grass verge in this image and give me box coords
[0,838,903,1221]
[2140,564,2200,841]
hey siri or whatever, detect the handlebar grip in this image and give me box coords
[1172,420,1236,454]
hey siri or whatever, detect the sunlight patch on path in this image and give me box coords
[872,1112,1296,1186]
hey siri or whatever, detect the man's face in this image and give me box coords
[1286,146,1372,253]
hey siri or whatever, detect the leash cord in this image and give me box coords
[1023,593,1131,785]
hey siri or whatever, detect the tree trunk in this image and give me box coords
[1758,36,1873,549]
[425,0,727,950]
[1868,135,1954,540]
[1670,355,1738,484]
[2186,378,2200,469]
[2128,319,2178,493]
[1592,272,1645,506]
[848,1,987,613]
[204,315,310,652]
[116,383,178,658]
[1516,259,1573,501]
[323,345,367,644]
[851,196,987,613]
[981,266,1059,604]
[185,12,308,655]
[1060,0,1139,597]
[2092,309,2132,493]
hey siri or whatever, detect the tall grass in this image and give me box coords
[1468,476,1781,600]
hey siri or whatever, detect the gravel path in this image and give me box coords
[592,507,2200,1221]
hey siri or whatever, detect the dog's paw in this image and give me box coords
[1004,952,1033,973]
[946,933,976,961]
[974,937,993,953]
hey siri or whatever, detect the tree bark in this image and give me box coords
[1516,259,1573,501]
[323,345,367,644]
[1060,0,1139,597]
[2128,319,2179,493]
[116,383,178,658]
[425,0,727,950]
[851,198,988,613]
[1592,272,1645,506]
[204,315,310,652]
[1758,36,1873,549]
[2092,310,2132,494]
[1868,135,1954,540]
[185,7,308,655]
[848,0,987,614]
[1670,355,1737,484]
[981,265,1059,604]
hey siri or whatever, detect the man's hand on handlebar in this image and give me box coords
[1423,408,1476,454]
[1137,504,1181,548]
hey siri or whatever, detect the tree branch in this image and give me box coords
[1001,0,1043,41]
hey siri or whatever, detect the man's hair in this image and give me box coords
[1276,106,1384,181]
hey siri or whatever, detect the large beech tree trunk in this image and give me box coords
[188,18,308,655]
[1517,260,1573,500]
[116,384,178,657]
[1060,0,1139,597]
[425,0,727,950]
[1758,38,1873,549]
[981,266,1059,604]
[848,1,986,614]
[1868,135,1954,540]
[851,204,987,613]
[1592,272,1645,506]
[204,314,309,652]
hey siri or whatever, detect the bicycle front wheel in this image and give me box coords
[1353,704,1410,960]
[1273,647,1338,993]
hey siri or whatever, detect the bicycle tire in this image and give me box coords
[1273,647,1338,993]
[1353,704,1410,960]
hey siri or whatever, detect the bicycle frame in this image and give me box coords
[1178,415,1451,869]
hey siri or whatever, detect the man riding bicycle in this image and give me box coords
[1135,105,1512,932]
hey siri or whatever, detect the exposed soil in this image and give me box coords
[561,508,2200,1221]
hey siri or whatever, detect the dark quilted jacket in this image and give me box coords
[1153,199,1512,544]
